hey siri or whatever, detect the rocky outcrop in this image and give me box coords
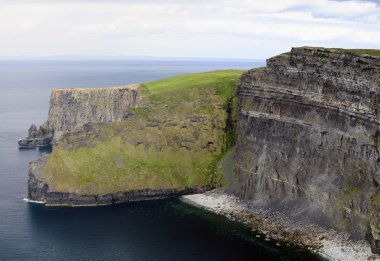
[230,47,380,253]
[48,85,140,140]
[18,84,140,148]
[28,154,207,206]
[18,124,52,149]
[24,72,235,206]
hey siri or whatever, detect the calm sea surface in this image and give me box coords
[0,60,324,260]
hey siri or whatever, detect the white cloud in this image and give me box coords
[0,0,378,58]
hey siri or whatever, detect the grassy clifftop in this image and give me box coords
[308,47,380,57]
[42,70,244,195]
[330,48,380,57]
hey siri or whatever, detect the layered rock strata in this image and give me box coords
[230,47,380,253]
[18,84,139,148]
[48,85,140,140]
[24,71,237,207]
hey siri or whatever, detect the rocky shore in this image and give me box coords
[22,48,380,255]
[34,187,206,207]
[231,47,380,254]
[182,190,380,261]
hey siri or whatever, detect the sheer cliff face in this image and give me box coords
[47,84,139,139]
[232,47,380,252]
[27,70,243,206]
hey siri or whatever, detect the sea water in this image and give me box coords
[0,60,324,260]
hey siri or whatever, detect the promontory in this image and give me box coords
[22,47,380,254]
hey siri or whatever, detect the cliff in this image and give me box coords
[48,85,140,140]
[28,154,205,206]
[18,84,139,148]
[18,124,52,149]
[26,70,243,206]
[23,51,380,254]
[229,47,380,253]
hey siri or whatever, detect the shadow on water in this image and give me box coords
[38,145,52,154]
[26,198,326,261]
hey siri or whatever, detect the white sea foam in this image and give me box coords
[22,198,45,204]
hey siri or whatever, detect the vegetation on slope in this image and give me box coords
[372,189,380,208]
[329,48,380,57]
[42,70,244,195]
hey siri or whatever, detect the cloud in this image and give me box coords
[0,0,378,58]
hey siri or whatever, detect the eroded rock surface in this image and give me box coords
[24,71,241,207]
[18,84,140,148]
[18,124,52,149]
[229,47,380,254]
[48,85,140,140]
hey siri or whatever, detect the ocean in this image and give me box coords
[0,59,324,260]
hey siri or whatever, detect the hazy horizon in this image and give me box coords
[0,55,265,61]
[0,0,379,59]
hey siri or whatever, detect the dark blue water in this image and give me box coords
[0,60,323,260]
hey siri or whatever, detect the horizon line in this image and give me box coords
[0,55,265,62]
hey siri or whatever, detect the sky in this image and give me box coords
[0,0,379,59]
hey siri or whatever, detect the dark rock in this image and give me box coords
[229,47,380,254]
[369,234,380,254]
[18,123,53,149]
[28,154,50,201]
[123,112,136,119]
[186,115,208,123]
[180,141,195,150]
[28,124,38,138]
[147,118,161,127]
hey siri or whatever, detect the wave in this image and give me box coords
[22,198,45,204]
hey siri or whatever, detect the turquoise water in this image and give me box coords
[0,60,324,260]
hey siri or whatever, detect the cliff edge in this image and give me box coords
[26,70,243,206]
[229,47,380,253]
[19,84,139,148]
[48,85,140,140]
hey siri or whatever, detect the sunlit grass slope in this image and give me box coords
[42,70,245,195]
[146,70,245,96]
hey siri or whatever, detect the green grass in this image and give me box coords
[328,48,380,57]
[128,107,150,119]
[370,189,380,233]
[372,189,380,208]
[342,186,361,201]
[43,70,245,195]
[336,185,362,208]
[44,139,212,194]
[145,70,245,96]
